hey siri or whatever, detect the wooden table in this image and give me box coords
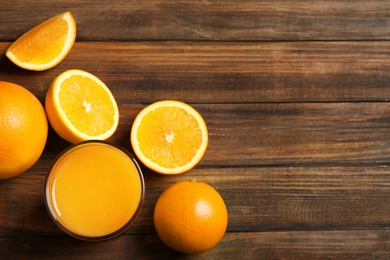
[1,1,390,258]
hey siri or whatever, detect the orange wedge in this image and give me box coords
[6,11,76,71]
[45,69,119,143]
[130,100,208,174]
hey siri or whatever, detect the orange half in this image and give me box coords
[45,69,119,143]
[6,11,76,71]
[130,100,208,174]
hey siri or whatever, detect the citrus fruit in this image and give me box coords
[6,11,76,71]
[45,69,119,144]
[154,180,228,254]
[0,81,48,179]
[130,100,208,174]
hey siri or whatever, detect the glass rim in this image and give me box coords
[44,140,145,241]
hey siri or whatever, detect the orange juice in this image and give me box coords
[45,141,144,240]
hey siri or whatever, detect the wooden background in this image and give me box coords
[1,0,390,258]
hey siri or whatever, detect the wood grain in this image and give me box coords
[1,41,390,103]
[1,1,390,258]
[2,230,390,259]
[0,1,389,41]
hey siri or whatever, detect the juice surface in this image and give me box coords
[46,142,143,238]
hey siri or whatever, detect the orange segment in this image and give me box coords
[6,11,76,71]
[45,69,119,143]
[130,100,208,174]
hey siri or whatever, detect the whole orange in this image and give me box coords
[0,81,48,179]
[154,180,228,254]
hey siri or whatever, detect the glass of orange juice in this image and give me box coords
[44,140,145,241]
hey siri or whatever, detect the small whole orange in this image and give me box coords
[0,81,48,179]
[154,180,228,254]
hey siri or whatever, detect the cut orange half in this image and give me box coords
[45,69,119,143]
[6,11,76,71]
[130,100,208,175]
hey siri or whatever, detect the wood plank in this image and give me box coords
[2,230,390,259]
[2,166,390,236]
[0,1,389,41]
[35,102,390,166]
[98,102,390,166]
[1,41,389,103]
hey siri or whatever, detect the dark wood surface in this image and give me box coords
[1,1,390,259]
